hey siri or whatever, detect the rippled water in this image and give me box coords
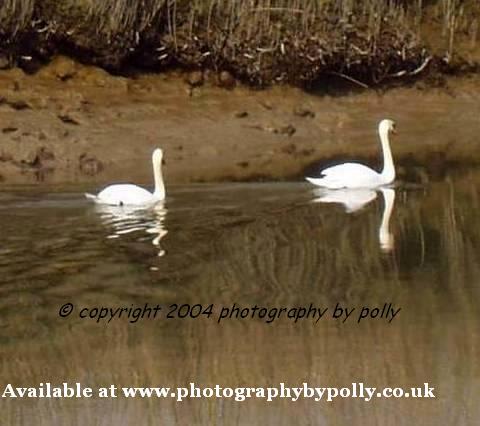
[1,175,479,425]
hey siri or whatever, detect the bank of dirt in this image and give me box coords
[0,57,479,187]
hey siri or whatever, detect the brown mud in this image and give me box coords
[0,56,479,187]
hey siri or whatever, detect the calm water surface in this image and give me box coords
[0,174,479,425]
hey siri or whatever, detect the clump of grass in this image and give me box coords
[437,0,480,56]
[157,0,429,85]
[0,0,34,39]
[32,1,166,64]
[0,0,478,84]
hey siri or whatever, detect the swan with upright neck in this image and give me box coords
[306,119,397,189]
[85,148,165,206]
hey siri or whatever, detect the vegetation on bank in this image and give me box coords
[0,0,479,86]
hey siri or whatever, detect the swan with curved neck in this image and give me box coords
[85,148,165,206]
[306,119,397,189]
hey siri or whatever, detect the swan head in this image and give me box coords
[379,119,397,137]
[152,148,164,166]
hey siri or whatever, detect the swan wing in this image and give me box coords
[93,184,155,206]
[306,163,381,189]
[85,193,98,201]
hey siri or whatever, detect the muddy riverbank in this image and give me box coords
[0,57,479,186]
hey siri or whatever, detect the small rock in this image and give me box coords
[187,87,200,98]
[234,111,249,118]
[18,56,43,74]
[76,66,128,90]
[293,106,315,118]
[79,154,103,176]
[249,124,275,133]
[2,127,18,134]
[258,100,273,110]
[36,147,55,162]
[8,100,31,110]
[300,148,315,157]
[24,146,55,168]
[218,71,236,89]
[37,56,78,81]
[277,125,296,137]
[58,113,81,125]
[54,57,77,81]
[22,147,55,168]
[0,55,10,70]
[415,82,427,91]
[29,96,48,109]
[186,71,204,87]
[281,143,296,155]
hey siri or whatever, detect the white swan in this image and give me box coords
[306,119,397,189]
[85,148,165,206]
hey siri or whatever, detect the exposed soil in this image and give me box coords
[0,56,479,187]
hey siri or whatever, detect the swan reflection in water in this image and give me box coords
[92,202,168,256]
[312,187,395,252]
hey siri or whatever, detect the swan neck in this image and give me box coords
[153,157,165,199]
[379,128,395,183]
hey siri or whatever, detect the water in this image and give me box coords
[0,175,479,425]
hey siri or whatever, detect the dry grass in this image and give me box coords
[0,0,34,38]
[0,1,478,83]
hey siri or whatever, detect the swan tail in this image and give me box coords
[85,193,98,202]
[305,177,326,186]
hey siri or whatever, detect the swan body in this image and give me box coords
[86,148,165,206]
[306,119,397,189]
